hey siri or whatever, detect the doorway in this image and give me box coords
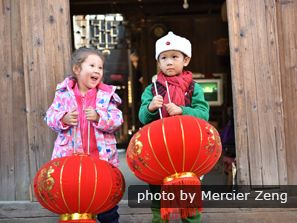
[69,0,235,187]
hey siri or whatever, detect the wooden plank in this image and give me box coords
[248,0,280,185]
[43,0,71,102]
[10,0,31,200]
[41,0,63,168]
[0,0,15,200]
[41,0,72,166]
[20,0,47,202]
[276,0,297,185]
[55,0,72,76]
[31,0,50,168]
[226,0,251,185]
[19,0,35,197]
[261,0,287,185]
[239,0,265,186]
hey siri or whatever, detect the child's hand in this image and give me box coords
[85,107,99,122]
[148,95,163,112]
[164,103,183,116]
[62,108,78,126]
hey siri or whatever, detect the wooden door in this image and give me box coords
[227,0,297,186]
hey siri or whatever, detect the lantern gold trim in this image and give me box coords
[60,213,96,220]
[178,117,186,172]
[148,126,170,175]
[60,157,72,213]
[162,119,177,173]
[78,156,83,212]
[85,156,98,212]
[163,172,197,183]
[190,119,203,171]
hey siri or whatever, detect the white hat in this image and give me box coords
[155,31,191,60]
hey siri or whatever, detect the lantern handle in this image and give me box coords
[73,119,90,155]
[165,81,172,103]
[153,81,163,119]
[73,125,77,153]
[72,105,79,154]
[87,121,90,155]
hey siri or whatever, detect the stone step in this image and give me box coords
[1,201,297,223]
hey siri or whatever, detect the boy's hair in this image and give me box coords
[71,47,104,68]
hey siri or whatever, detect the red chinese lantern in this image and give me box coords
[126,115,221,219]
[34,154,125,223]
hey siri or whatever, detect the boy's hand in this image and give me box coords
[148,95,163,112]
[85,107,99,122]
[164,103,183,116]
[61,108,78,126]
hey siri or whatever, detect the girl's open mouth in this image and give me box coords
[91,76,98,81]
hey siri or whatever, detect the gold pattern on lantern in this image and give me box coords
[213,126,222,146]
[137,156,148,167]
[204,124,216,154]
[132,132,143,155]
[193,124,219,173]
[128,126,166,179]
[53,161,60,167]
[131,161,142,172]
[36,165,64,213]
[38,166,55,192]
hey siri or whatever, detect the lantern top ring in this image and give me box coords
[163,172,197,183]
[60,213,96,220]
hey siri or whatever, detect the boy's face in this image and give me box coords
[157,50,190,76]
[73,54,103,93]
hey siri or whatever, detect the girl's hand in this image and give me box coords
[85,107,99,122]
[61,108,78,126]
[164,103,182,116]
[148,95,163,112]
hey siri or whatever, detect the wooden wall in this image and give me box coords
[0,0,71,201]
[227,0,297,186]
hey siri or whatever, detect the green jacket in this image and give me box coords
[138,82,209,125]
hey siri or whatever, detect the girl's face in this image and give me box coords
[73,54,103,93]
[157,50,190,76]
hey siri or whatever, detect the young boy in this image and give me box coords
[138,31,209,222]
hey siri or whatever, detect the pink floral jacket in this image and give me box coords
[45,77,123,167]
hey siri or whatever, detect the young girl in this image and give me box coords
[45,47,123,223]
[138,32,209,222]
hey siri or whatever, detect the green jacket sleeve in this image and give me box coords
[139,82,209,124]
[181,82,210,121]
[138,84,160,124]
